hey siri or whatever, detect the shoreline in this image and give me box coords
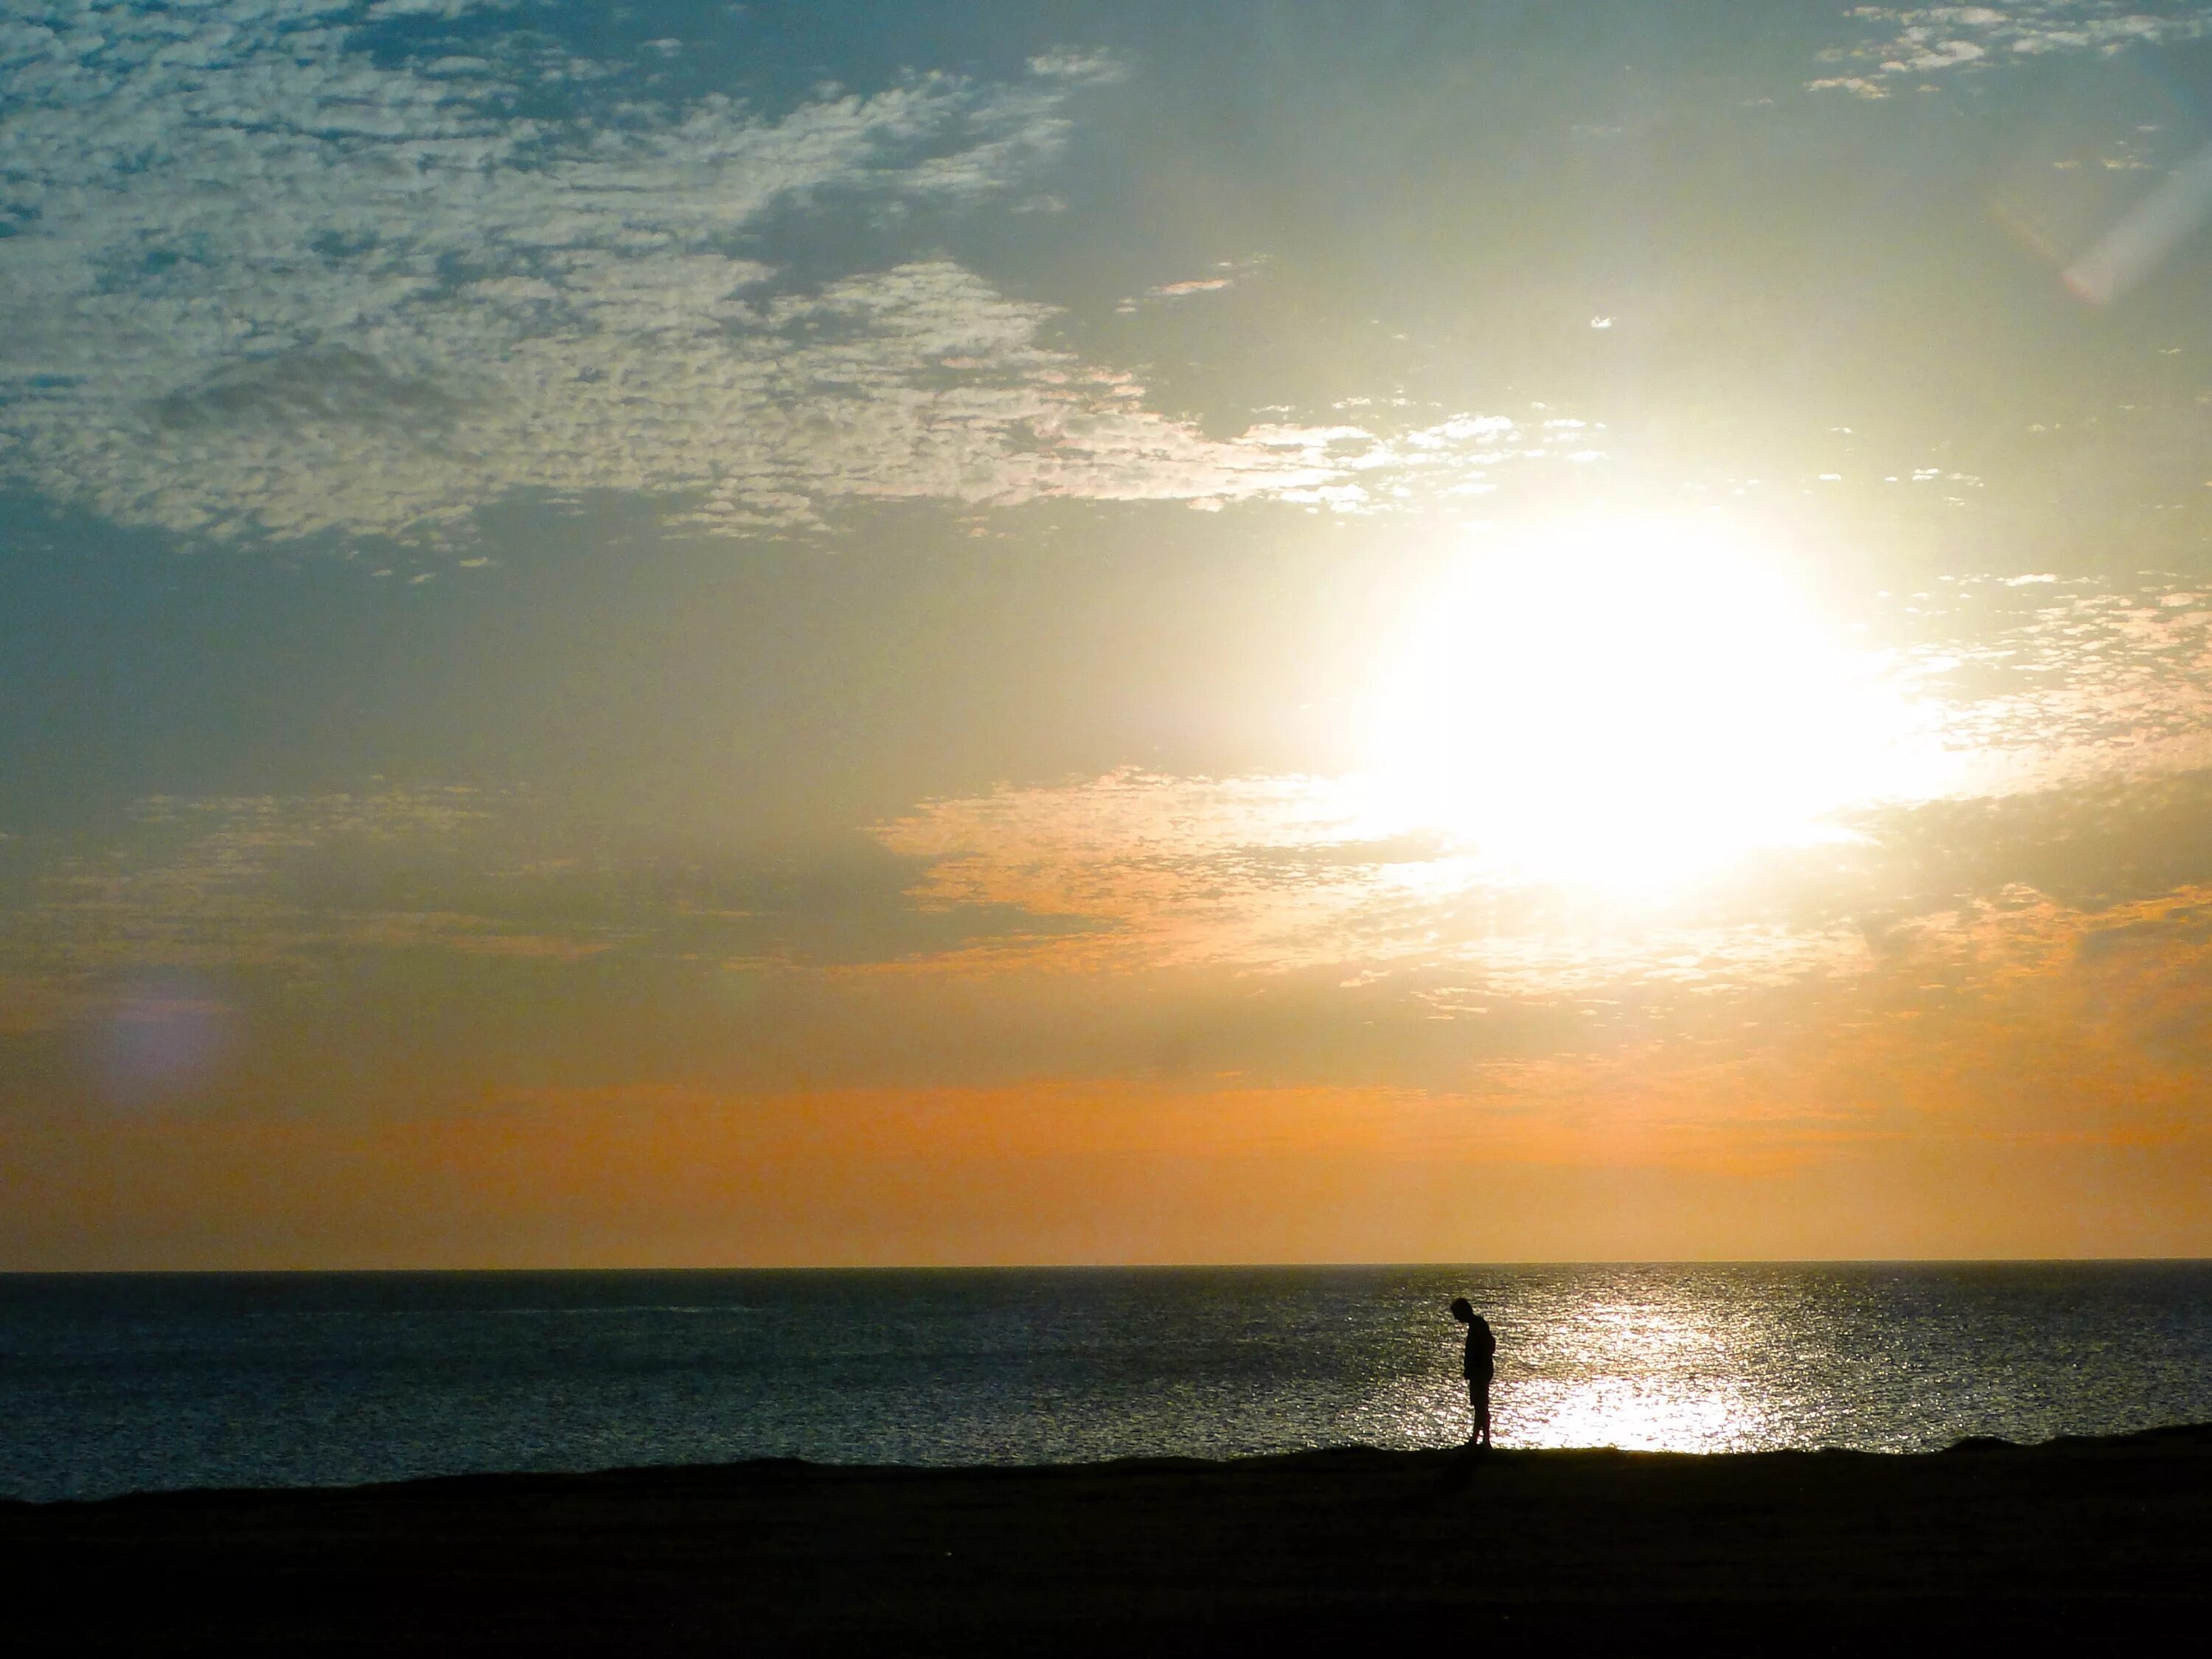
[9,1416,2212,1507]
[9,1425,2210,1652]
[10,1416,2208,1508]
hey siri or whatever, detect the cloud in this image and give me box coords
[0,772,1878,1090]
[860,571,2212,987]
[2,787,574,987]
[1808,3,2212,93]
[0,783,1108,1030]
[1895,573,2212,793]
[15,568,2186,1010]
[19,576,2211,1055]
[872,768,1871,992]
[1848,768,2212,921]
[1113,256,1273,313]
[0,4,1526,547]
[0,973,94,1036]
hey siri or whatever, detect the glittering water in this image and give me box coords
[4,1264,2208,1501]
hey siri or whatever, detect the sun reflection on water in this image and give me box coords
[1509,1377,1777,1454]
[1503,1295,1784,1452]
[1357,1269,1851,1455]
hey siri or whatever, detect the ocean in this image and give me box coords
[4,1263,2209,1503]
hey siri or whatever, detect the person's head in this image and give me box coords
[1450,1297,1473,1324]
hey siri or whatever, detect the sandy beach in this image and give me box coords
[6,1423,2208,1655]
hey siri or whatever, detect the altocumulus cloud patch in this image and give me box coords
[1806,1,2212,97]
[0,0,1419,547]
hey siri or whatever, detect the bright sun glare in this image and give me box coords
[1369,519,1930,892]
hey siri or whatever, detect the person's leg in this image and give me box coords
[1467,1380,1481,1444]
[1475,1384,1492,1447]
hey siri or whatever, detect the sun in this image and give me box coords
[1366,518,1925,892]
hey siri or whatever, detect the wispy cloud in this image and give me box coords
[1,788,594,990]
[13,566,2207,1024]
[872,768,1870,991]
[866,577,2212,988]
[0,782,1105,1030]
[1112,259,1257,313]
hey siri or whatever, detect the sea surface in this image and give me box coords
[4,1263,2210,1502]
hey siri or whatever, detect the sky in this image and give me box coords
[7,0,2212,1267]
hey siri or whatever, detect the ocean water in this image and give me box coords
[3,1263,2209,1503]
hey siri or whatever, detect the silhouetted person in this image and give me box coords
[1450,1297,1495,1447]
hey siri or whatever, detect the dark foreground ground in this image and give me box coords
[7,1425,2211,1656]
